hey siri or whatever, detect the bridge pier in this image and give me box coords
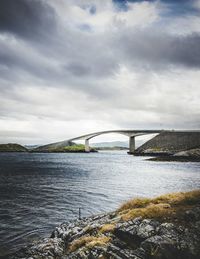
[85,139,90,152]
[129,136,135,154]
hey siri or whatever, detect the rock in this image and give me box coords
[11,206,200,259]
[174,148,200,157]
[12,238,65,259]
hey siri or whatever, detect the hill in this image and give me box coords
[0,143,28,152]
[90,141,129,148]
[135,131,200,155]
[32,142,97,153]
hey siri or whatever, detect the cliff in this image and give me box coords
[12,190,200,259]
[0,143,28,152]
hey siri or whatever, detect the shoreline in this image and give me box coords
[147,156,200,162]
[11,190,200,259]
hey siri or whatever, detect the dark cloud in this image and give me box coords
[113,0,199,16]
[117,31,200,69]
[0,0,57,40]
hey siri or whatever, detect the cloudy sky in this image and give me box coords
[0,0,200,144]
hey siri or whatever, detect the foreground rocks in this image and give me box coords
[12,207,200,258]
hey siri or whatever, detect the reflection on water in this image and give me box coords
[0,151,200,256]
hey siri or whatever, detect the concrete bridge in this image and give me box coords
[36,129,200,153]
[69,130,164,153]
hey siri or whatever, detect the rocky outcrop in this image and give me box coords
[12,198,200,259]
[148,148,200,162]
[174,148,200,157]
[135,132,200,155]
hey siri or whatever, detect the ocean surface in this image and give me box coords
[0,151,200,256]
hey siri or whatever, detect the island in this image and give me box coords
[32,143,97,153]
[0,143,28,152]
[12,190,200,259]
[0,143,97,153]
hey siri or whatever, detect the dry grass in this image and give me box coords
[68,236,111,252]
[121,203,173,221]
[99,223,116,234]
[118,190,200,222]
[118,198,152,212]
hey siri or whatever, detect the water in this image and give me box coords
[0,151,200,256]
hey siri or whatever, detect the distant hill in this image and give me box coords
[25,145,40,150]
[90,141,129,149]
[0,143,28,152]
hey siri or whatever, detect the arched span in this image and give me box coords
[69,129,163,141]
[69,129,164,153]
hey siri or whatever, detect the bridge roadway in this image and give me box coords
[69,129,165,153]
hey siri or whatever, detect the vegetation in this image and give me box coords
[68,236,111,252]
[33,144,97,153]
[49,144,85,152]
[66,190,200,254]
[0,143,28,152]
[118,190,200,222]
[99,223,116,234]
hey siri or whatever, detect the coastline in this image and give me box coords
[11,190,200,259]
[147,156,200,162]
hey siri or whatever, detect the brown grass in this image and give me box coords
[118,198,152,212]
[99,223,116,234]
[68,236,111,252]
[118,190,200,222]
[121,203,173,221]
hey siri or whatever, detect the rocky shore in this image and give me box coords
[11,190,200,259]
[147,148,200,162]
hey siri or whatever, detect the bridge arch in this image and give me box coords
[69,130,163,153]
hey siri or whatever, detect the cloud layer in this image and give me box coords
[0,0,200,144]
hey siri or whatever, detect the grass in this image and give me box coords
[68,236,111,252]
[120,203,173,221]
[63,144,85,152]
[47,144,87,152]
[47,144,97,152]
[118,190,200,222]
[99,224,116,234]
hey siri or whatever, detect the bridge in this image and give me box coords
[69,129,164,153]
[36,129,200,153]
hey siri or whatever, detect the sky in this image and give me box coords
[0,0,200,144]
